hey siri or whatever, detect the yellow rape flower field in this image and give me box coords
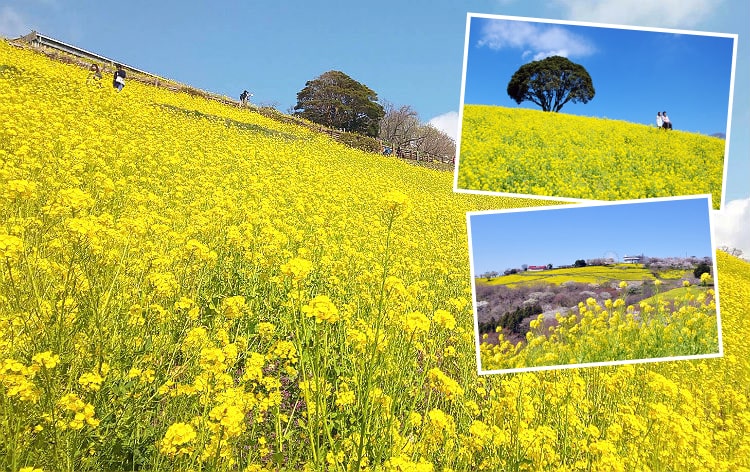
[2,40,750,471]
[479,288,719,372]
[457,105,726,209]
[481,264,658,287]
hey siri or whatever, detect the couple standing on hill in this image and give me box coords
[656,111,672,130]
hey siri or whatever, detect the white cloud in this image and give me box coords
[553,0,720,28]
[0,6,28,38]
[713,197,750,256]
[477,20,596,60]
[428,111,459,141]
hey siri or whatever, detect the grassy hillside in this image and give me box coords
[638,285,711,306]
[479,264,655,287]
[458,104,725,208]
[1,40,749,471]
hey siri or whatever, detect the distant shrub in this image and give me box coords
[529,291,555,302]
[694,262,711,279]
[627,285,641,295]
[337,131,381,153]
[578,290,597,300]
[499,303,543,335]
[181,86,208,98]
[552,292,575,307]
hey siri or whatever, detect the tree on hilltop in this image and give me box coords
[294,70,384,137]
[507,55,595,112]
[416,124,455,157]
[378,103,456,158]
[481,271,500,281]
[379,103,421,151]
[719,246,744,258]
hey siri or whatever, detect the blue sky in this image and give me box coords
[463,16,736,137]
[468,196,714,274]
[0,1,748,225]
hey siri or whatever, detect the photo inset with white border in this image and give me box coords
[467,195,722,375]
[454,14,738,210]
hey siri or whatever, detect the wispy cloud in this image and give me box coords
[0,6,28,38]
[713,197,750,256]
[477,20,596,61]
[553,0,720,28]
[428,111,459,140]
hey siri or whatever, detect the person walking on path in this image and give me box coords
[656,111,663,129]
[239,90,253,107]
[113,64,126,92]
[662,111,672,130]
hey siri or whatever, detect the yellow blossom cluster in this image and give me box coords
[457,105,725,208]
[1,40,749,471]
[57,393,99,430]
[481,285,719,371]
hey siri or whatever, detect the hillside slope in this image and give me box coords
[458,104,725,208]
[479,264,656,286]
[1,40,750,471]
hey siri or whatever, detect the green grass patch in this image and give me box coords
[155,103,297,140]
[640,286,710,306]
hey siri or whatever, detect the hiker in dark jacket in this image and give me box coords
[113,64,126,92]
[239,90,253,107]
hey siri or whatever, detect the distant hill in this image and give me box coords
[711,132,726,139]
[478,264,656,287]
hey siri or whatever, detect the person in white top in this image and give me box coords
[656,111,663,129]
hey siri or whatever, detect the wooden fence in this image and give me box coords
[318,128,454,165]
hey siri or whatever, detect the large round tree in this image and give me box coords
[506,55,595,112]
[294,70,385,137]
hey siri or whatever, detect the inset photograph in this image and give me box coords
[455,14,738,210]
[467,195,722,375]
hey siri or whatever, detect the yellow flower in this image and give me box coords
[57,393,98,429]
[383,190,409,210]
[335,388,356,409]
[301,295,340,323]
[32,351,60,369]
[256,322,276,339]
[432,309,456,330]
[405,311,430,333]
[78,371,104,392]
[160,422,197,456]
[199,347,227,372]
[427,367,464,400]
[0,233,24,260]
[281,257,313,281]
[222,295,246,319]
[408,411,422,427]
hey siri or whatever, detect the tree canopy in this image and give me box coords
[378,102,455,157]
[294,70,385,137]
[506,55,595,112]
